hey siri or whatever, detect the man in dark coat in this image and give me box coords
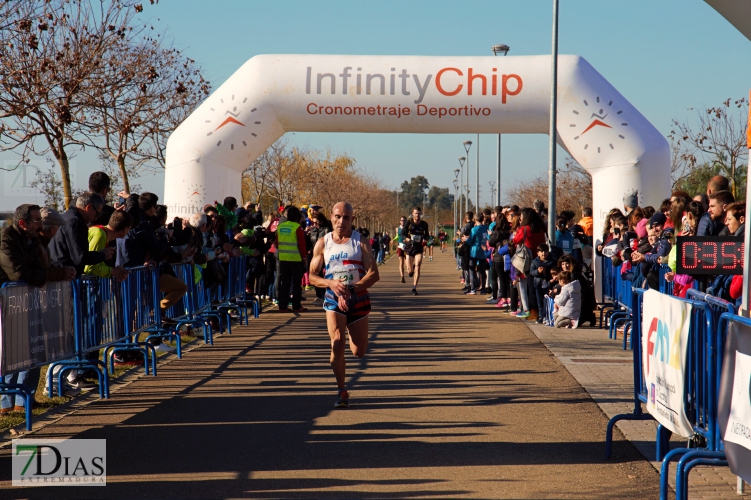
[0,204,46,287]
[0,204,74,414]
[49,192,114,277]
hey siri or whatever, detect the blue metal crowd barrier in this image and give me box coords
[658,264,674,295]
[604,288,673,459]
[47,277,126,399]
[103,265,161,376]
[163,263,217,345]
[597,278,737,498]
[658,292,735,500]
[1,256,251,431]
[0,281,57,430]
[232,256,261,320]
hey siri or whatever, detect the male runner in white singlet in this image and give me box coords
[309,202,379,408]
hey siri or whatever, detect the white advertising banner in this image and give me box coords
[641,289,694,437]
[723,351,751,450]
[718,320,751,483]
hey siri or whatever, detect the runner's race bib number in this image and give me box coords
[333,267,357,283]
[413,235,422,243]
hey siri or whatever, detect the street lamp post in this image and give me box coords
[547,0,559,244]
[475,133,480,210]
[458,156,467,216]
[462,141,472,213]
[453,179,459,239]
[453,169,460,238]
[492,44,510,208]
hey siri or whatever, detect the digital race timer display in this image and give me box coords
[675,236,744,275]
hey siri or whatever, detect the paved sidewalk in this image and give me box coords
[0,251,662,498]
[525,320,748,499]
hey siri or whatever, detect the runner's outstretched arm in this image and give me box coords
[354,239,379,293]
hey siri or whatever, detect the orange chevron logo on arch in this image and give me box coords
[215,116,246,130]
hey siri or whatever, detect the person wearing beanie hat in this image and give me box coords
[623,191,638,214]
[648,212,667,228]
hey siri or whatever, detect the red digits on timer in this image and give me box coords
[682,242,698,269]
[702,242,717,269]
[721,242,735,269]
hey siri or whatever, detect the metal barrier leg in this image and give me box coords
[675,451,726,500]
[660,447,693,499]
[24,397,32,431]
[622,321,632,350]
[612,315,629,341]
[49,360,87,396]
[605,413,655,459]
[599,304,614,329]
[175,328,182,358]
[609,311,628,339]
[656,424,673,461]
[109,346,150,376]
[0,384,33,431]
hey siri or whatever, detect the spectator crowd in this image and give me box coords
[445,174,743,329]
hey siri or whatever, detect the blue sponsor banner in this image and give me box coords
[0,281,76,376]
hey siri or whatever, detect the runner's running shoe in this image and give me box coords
[335,390,349,408]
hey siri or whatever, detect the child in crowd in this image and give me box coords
[548,267,561,298]
[553,271,581,329]
[529,243,555,324]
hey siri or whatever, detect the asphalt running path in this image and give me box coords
[0,250,660,499]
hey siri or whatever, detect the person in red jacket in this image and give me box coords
[511,208,546,321]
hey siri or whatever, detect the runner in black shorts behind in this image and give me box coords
[403,206,429,296]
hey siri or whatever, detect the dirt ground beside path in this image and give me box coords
[0,250,660,499]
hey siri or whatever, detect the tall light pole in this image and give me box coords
[547,0,559,244]
[458,156,467,215]
[453,169,460,238]
[453,179,460,238]
[462,141,472,213]
[475,133,480,210]
[492,44,510,208]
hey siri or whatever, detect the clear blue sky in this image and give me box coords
[2,0,749,209]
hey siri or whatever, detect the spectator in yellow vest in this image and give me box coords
[275,205,307,312]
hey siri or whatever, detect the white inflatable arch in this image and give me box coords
[164,54,670,234]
